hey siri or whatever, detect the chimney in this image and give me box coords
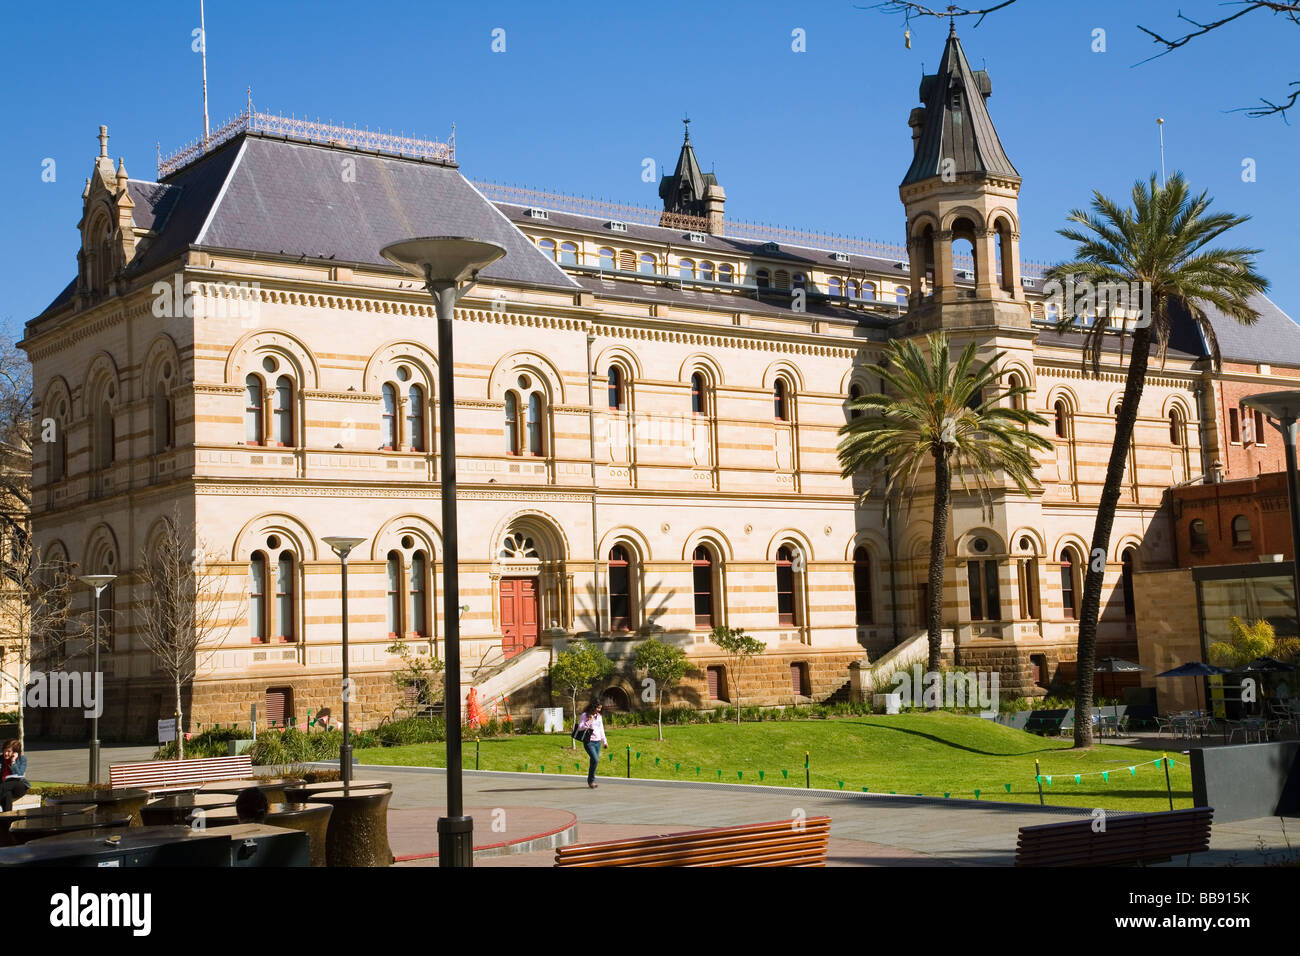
[704,183,726,235]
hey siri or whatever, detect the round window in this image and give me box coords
[400,535,415,549]
[266,534,281,549]
[1019,536,1033,552]
[396,366,411,382]
[517,374,532,390]
[262,357,278,373]
[162,362,172,379]
[972,537,989,554]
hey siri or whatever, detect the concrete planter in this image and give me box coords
[227,739,255,756]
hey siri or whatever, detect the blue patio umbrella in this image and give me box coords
[1095,657,1145,730]
[1156,662,1230,715]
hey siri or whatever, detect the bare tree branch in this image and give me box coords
[863,0,1018,28]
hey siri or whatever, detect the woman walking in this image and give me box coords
[575,701,608,789]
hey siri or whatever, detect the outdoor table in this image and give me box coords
[4,825,237,867]
[44,788,150,826]
[6,812,131,845]
[284,779,391,802]
[310,788,392,867]
[141,793,238,826]
[0,804,95,847]
[255,802,332,867]
[199,777,304,803]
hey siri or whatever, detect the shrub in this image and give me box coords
[376,716,446,747]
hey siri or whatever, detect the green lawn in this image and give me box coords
[357,712,1193,813]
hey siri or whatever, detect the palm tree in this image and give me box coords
[838,332,1051,674]
[1046,172,1268,747]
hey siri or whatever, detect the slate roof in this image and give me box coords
[902,25,1020,187]
[1170,293,1300,366]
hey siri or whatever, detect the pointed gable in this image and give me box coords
[901,25,1020,187]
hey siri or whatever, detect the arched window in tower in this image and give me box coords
[273,376,294,446]
[773,380,789,421]
[995,218,1015,293]
[967,545,1001,622]
[559,241,578,265]
[854,546,873,625]
[847,383,863,422]
[1059,548,1079,619]
[1169,408,1183,445]
[691,373,706,415]
[693,545,715,629]
[245,375,263,445]
[527,392,544,456]
[409,550,428,637]
[504,391,519,454]
[407,385,425,452]
[49,404,67,481]
[1007,372,1026,411]
[776,546,798,626]
[608,545,631,631]
[381,383,398,450]
[275,551,295,641]
[96,402,115,469]
[1054,400,1070,439]
[152,382,173,454]
[607,367,623,411]
[249,551,267,643]
[1121,547,1136,620]
[386,551,402,636]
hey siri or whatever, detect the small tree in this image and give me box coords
[710,625,766,725]
[136,510,237,760]
[1208,617,1276,670]
[633,637,688,741]
[386,639,445,717]
[549,641,614,721]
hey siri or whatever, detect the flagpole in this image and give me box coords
[200,0,210,141]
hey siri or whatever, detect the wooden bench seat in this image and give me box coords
[1015,807,1213,866]
[108,755,254,794]
[555,816,831,867]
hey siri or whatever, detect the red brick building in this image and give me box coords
[1169,471,1292,567]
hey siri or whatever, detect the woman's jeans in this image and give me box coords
[0,778,30,812]
[584,741,602,784]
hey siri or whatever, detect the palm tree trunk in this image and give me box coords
[1073,325,1153,748]
[927,449,951,676]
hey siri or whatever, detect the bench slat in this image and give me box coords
[1015,808,1212,867]
[556,816,831,868]
[109,755,254,793]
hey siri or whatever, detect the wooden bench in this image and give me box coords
[108,755,254,794]
[1015,807,1213,866]
[1024,709,1068,736]
[554,816,831,867]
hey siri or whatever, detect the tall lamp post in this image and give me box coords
[77,574,116,784]
[1241,391,1300,640]
[322,536,367,787]
[380,237,506,868]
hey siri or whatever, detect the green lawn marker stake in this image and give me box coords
[1162,754,1174,811]
[805,751,810,789]
[626,746,631,779]
[1034,759,1045,806]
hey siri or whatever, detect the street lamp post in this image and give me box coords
[380,237,506,868]
[1241,391,1300,639]
[323,536,367,787]
[77,574,116,784]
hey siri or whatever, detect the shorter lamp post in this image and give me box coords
[77,574,116,785]
[323,536,367,787]
[1241,391,1300,640]
[380,236,506,868]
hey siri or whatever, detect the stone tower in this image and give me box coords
[658,121,725,233]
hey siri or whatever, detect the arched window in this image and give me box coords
[1190,519,1209,551]
[249,552,267,642]
[608,545,631,631]
[1054,400,1070,439]
[693,545,715,629]
[152,383,173,454]
[699,261,714,281]
[407,385,425,452]
[1231,515,1252,547]
[559,241,578,265]
[862,281,876,300]
[49,404,68,481]
[245,375,263,445]
[1169,408,1183,445]
[792,273,806,290]
[527,393,544,455]
[895,286,908,304]
[275,552,295,641]
[96,402,115,469]
[409,550,428,637]
[848,280,861,300]
[538,238,556,260]
[607,367,623,411]
[1059,548,1078,619]
[386,551,402,636]
[679,259,695,279]
[598,247,615,271]
[273,376,294,446]
[847,383,863,422]
[1121,547,1136,620]
[638,253,656,275]
[828,277,842,297]
[691,373,706,415]
[504,391,519,453]
[755,269,770,289]
[776,545,798,625]
[381,384,398,450]
[773,379,789,421]
[1007,372,1025,411]
[853,546,873,625]
[968,553,1001,621]
[717,263,733,284]
[791,661,811,697]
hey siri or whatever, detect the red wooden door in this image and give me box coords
[499,578,539,659]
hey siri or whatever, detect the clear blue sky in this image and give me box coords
[3,0,1297,340]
